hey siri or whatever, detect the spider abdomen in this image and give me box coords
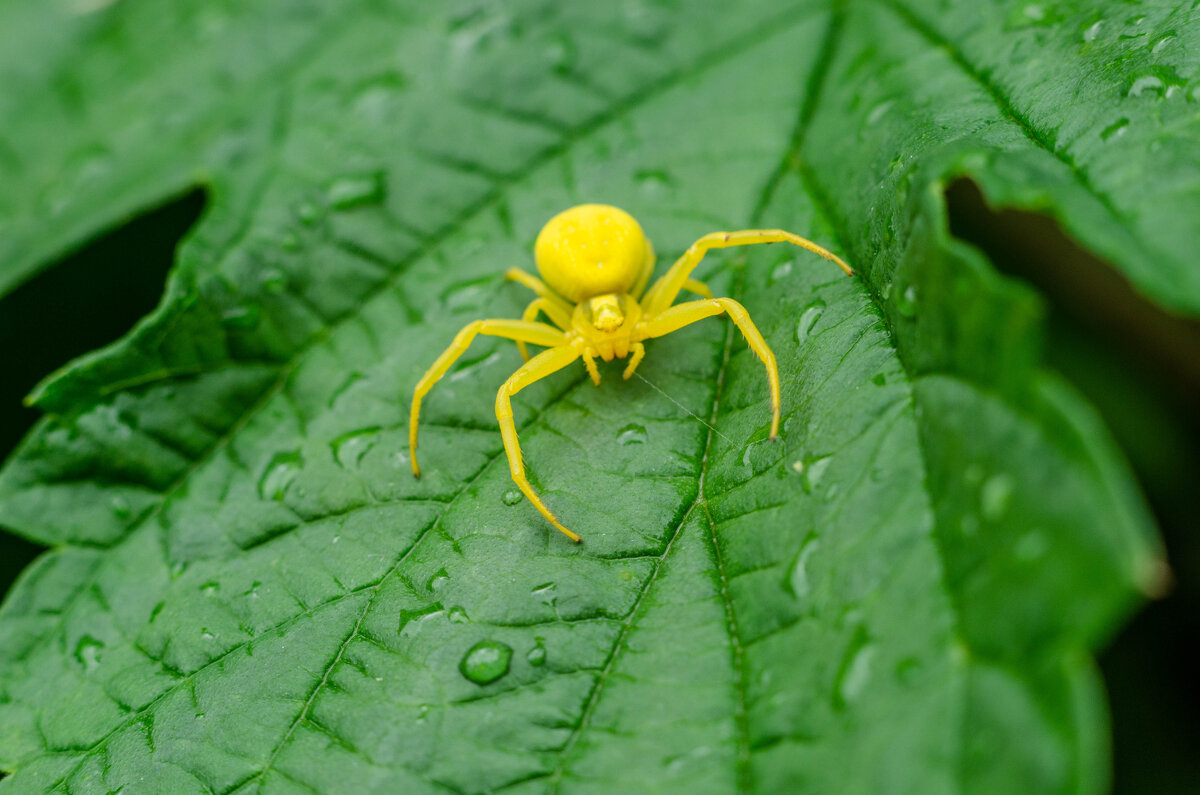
[534,204,653,302]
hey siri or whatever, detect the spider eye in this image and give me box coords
[535,204,650,302]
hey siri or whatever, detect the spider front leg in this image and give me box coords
[640,298,780,438]
[495,345,584,542]
[409,319,566,477]
[516,297,573,362]
[642,230,854,317]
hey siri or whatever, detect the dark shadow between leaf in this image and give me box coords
[945,177,1200,795]
[0,188,207,598]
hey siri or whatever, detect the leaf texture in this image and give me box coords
[0,1,1180,792]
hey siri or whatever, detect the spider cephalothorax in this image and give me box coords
[409,204,854,542]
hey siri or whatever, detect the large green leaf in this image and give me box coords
[0,0,1179,792]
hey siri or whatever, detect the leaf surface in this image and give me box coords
[0,1,1178,792]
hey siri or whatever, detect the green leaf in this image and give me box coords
[0,0,1178,792]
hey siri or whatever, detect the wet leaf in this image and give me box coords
[0,0,1182,792]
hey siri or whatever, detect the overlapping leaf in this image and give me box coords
[1,0,1188,792]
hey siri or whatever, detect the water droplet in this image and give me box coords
[788,538,820,599]
[447,606,470,624]
[1127,75,1166,98]
[327,171,387,209]
[1081,19,1103,42]
[440,276,493,311]
[221,305,260,330]
[201,629,216,641]
[295,201,323,226]
[502,489,523,506]
[459,640,513,685]
[795,299,826,344]
[74,635,104,672]
[769,260,793,283]
[258,268,288,293]
[634,168,674,195]
[531,582,557,608]
[244,581,262,598]
[332,428,379,468]
[866,100,893,125]
[790,460,804,473]
[546,33,577,74]
[111,495,132,519]
[427,568,450,592]
[1015,530,1048,561]
[200,581,219,597]
[351,74,408,123]
[1152,32,1176,54]
[617,423,647,446]
[1101,118,1130,141]
[871,373,887,386]
[802,455,833,494]
[258,450,304,502]
[895,284,918,318]
[1125,68,1184,99]
[837,642,875,706]
[278,231,301,251]
[398,603,444,637]
[527,638,547,667]
[980,473,1015,521]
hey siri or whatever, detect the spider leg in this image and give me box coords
[639,298,780,439]
[410,319,566,477]
[641,230,853,317]
[496,345,584,542]
[516,297,573,362]
[629,239,657,299]
[506,268,574,310]
[683,279,714,300]
[622,342,645,380]
[582,351,601,386]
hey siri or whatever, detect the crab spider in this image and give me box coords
[409,204,854,542]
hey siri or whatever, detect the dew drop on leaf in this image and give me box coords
[634,168,673,196]
[502,489,523,506]
[616,423,647,445]
[258,450,304,501]
[802,455,833,494]
[447,606,470,624]
[326,171,387,209]
[398,603,444,637]
[74,635,104,672]
[980,473,1015,521]
[788,537,820,599]
[1015,530,1049,561]
[221,304,260,330]
[527,638,547,667]
[769,259,792,284]
[531,582,557,608]
[460,640,513,685]
[258,268,288,292]
[200,581,219,597]
[426,568,450,592]
[295,201,323,226]
[795,298,826,344]
[836,642,875,707]
[1101,118,1130,141]
[110,495,131,519]
[332,428,378,468]
[895,284,918,318]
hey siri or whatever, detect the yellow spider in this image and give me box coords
[409,204,853,542]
